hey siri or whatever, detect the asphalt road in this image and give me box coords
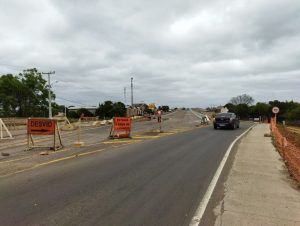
[0,118,253,226]
[0,110,192,158]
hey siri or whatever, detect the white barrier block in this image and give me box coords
[0,118,13,139]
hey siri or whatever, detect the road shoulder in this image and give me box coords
[206,123,300,226]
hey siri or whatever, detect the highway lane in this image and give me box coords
[0,110,185,155]
[0,121,253,226]
[0,110,201,176]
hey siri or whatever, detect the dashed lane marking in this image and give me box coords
[169,129,192,133]
[102,140,142,144]
[132,136,160,139]
[0,149,106,178]
[159,132,175,135]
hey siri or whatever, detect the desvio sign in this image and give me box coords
[27,118,56,135]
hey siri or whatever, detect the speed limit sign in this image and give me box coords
[272,107,280,114]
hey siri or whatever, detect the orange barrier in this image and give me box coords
[109,117,131,139]
[27,118,63,151]
[28,118,55,135]
[271,118,300,182]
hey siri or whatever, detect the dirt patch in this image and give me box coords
[271,119,300,182]
[277,125,300,149]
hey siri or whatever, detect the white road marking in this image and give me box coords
[189,108,205,118]
[189,124,255,226]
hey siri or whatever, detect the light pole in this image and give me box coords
[42,71,55,118]
[131,77,133,107]
[131,77,134,117]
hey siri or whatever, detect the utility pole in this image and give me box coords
[42,71,55,118]
[131,77,133,107]
[124,87,127,105]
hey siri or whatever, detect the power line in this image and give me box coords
[55,97,87,106]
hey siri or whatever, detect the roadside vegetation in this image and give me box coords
[277,125,300,149]
[206,94,300,126]
[0,68,170,119]
[0,68,127,119]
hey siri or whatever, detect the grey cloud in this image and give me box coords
[0,0,300,107]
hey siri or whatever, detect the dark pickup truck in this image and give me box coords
[213,112,240,130]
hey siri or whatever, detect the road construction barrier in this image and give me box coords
[1,117,27,130]
[81,117,98,122]
[270,117,300,182]
[27,118,63,151]
[0,118,13,139]
[109,117,131,139]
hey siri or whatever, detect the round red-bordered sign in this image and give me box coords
[272,106,280,114]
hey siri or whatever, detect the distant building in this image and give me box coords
[215,106,229,113]
[127,103,148,116]
[220,107,229,113]
[148,103,156,111]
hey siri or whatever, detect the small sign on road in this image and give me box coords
[27,118,63,151]
[272,106,280,114]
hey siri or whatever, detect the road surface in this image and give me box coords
[0,111,252,226]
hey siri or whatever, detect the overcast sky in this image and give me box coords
[0,0,299,108]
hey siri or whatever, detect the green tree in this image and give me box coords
[112,102,126,117]
[19,68,50,116]
[0,74,22,116]
[269,100,298,115]
[224,103,249,119]
[285,106,300,122]
[235,104,250,119]
[77,108,95,117]
[96,101,113,119]
[250,102,270,118]
[159,105,170,112]
[96,101,126,119]
[0,68,52,117]
[224,103,236,113]
[67,110,79,119]
[52,104,67,116]
[268,100,299,122]
[230,94,254,106]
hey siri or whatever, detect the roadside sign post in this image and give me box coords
[109,117,131,139]
[27,118,63,151]
[272,106,280,124]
